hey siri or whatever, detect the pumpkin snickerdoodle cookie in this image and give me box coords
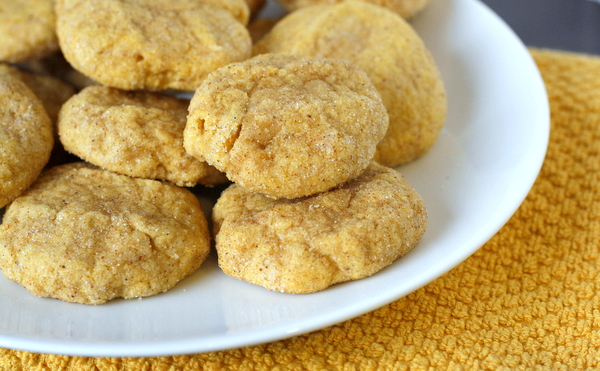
[254,0,447,167]
[276,0,432,19]
[184,53,389,199]
[0,70,53,209]
[0,163,211,305]
[212,162,427,293]
[0,0,59,63]
[58,85,227,187]
[55,0,252,91]
[0,63,76,125]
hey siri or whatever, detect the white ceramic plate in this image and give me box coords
[0,0,549,357]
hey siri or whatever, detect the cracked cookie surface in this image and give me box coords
[0,69,53,208]
[56,0,252,90]
[254,0,447,167]
[184,53,388,199]
[0,0,59,63]
[212,162,427,293]
[0,163,211,304]
[58,85,227,187]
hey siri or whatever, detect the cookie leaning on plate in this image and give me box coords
[212,162,427,293]
[0,69,53,209]
[0,163,211,305]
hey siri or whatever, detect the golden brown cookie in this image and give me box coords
[0,63,78,168]
[0,0,59,63]
[0,70,53,208]
[56,0,252,91]
[58,85,227,187]
[276,0,431,19]
[193,0,251,23]
[0,64,76,124]
[184,53,389,199]
[212,162,427,293]
[254,0,447,167]
[0,163,211,305]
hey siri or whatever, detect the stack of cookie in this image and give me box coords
[0,0,445,303]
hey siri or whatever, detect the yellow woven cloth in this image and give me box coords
[2,48,600,370]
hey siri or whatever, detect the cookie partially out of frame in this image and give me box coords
[0,63,76,124]
[0,69,53,208]
[276,0,432,19]
[0,0,59,63]
[0,163,211,305]
[184,53,388,199]
[58,85,227,187]
[56,0,252,91]
[212,162,427,294]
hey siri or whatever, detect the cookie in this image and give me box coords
[0,70,53,208]
[0,64,76,124]
[184,53,388,199]
[212,162,427,293]
[254,0,447,167]
[58,85,227,187]
[0,163,211,305]
[275,0,431,19]
[56,0,252,91]
[0,0,59,63]
[193,0,251,24]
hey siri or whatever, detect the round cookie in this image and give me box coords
[0,163,211,305]
[56,0,252,91]
[184,53,389,199]
[275,0,431,19]
[58,85,227,187]
[0,0,59,63]
[212,162,428,293]
[0,70,53,209]
[254,0,447,167]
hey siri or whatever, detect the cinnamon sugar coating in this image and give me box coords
[56,0,252,91]
[0,70,53,208]
[184,54,388,199]
[212,163,427,293]
[0,163,211,304]
[254,0,447,167]
[58,85,227,187]
[0,0,59,63]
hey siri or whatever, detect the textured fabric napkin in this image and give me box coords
[2,48,600,370]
